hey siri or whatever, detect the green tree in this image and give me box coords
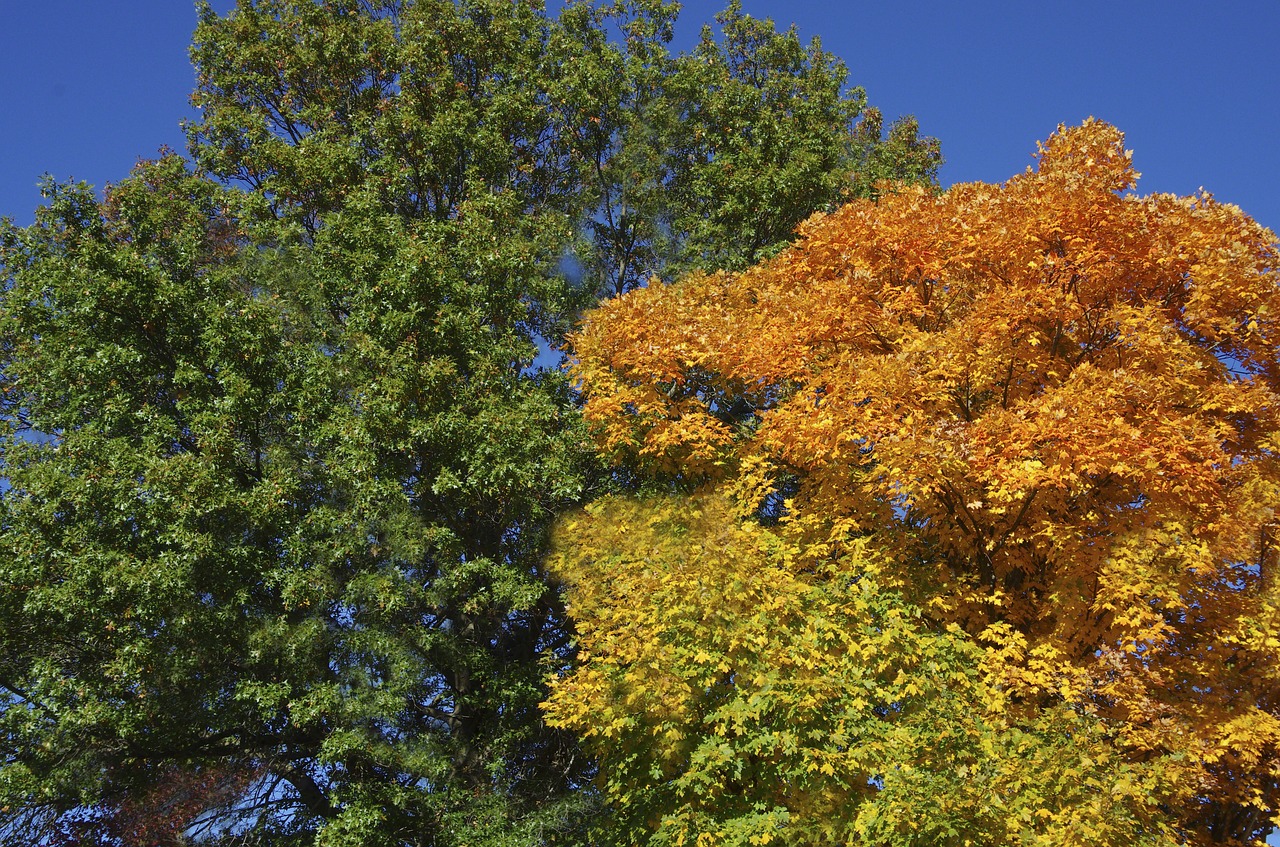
[0,1,939,844]
[659,1,939,279]
[574,0,941,296]
[0,155,593,846]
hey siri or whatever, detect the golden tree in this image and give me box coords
[549,121,1280,845]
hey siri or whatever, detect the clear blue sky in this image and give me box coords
[1,2,1277,236]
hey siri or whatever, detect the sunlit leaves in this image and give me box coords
[545,493,1181,846]
[566,120,1280,844]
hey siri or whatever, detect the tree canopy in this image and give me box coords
[545,493,1181,846]
[556,120,1280,845]
[187,0,938,299]
[0,1,937,845]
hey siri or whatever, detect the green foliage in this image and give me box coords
[570,0,941,296]
[187,0,936,300]
[0,1,940,844]
[0,157,593,844]
[661,2,939,277]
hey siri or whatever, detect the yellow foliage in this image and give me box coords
[564,121,1280,844]
[545,492,1183,845]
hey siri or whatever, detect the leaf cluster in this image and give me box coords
[563,120,1280,844]
[545,492,1181,846]
[0,1,941,843]
[0,155,592,845]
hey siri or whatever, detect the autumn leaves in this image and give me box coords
[548,121,1280,845]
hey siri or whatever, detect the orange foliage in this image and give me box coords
[568,120,1280,843]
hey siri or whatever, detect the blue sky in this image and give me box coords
[2,2,1277,236]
